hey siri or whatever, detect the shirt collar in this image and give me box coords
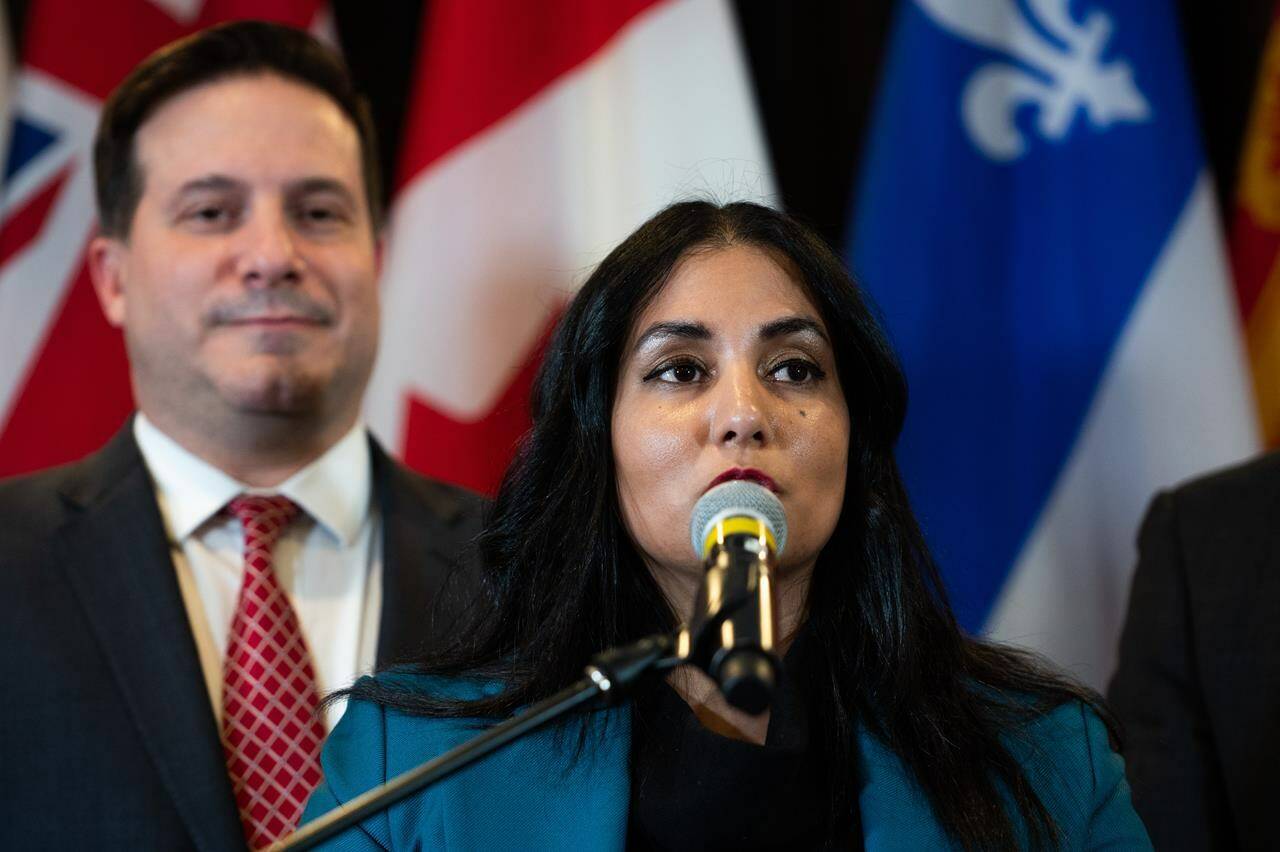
[134,414,372,545]
[276,422,372,545]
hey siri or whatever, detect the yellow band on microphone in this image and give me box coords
[702,516,777,558]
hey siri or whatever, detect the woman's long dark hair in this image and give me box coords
[351,201,1115,850]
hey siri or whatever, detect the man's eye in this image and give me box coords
[191,206,227,221]
[180,202,238,227]
[297,204,349,226]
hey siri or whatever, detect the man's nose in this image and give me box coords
[711,366,770,447]
[237,208,304,287]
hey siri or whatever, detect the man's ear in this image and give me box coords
[87,234,128,328]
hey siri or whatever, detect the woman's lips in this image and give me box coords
[706,467,778,493]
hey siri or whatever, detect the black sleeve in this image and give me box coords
[1107,491,1237,851]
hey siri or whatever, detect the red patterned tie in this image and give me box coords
[221,495,325,849]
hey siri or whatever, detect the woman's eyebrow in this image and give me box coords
[632,320,712,353]
[759,316,829,343]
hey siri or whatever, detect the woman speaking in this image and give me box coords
[302,202,1149,849]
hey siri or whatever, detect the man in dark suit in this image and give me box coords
[0,22,481,851]
[1109,452,1280,851]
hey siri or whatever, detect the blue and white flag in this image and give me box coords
[849,0,1258,687]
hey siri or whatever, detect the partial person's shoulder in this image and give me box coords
[0,461,71,517]
[308,672,504,833]
[399,468,486,519]
[327,671,502,757]
[1134,451,1280,554]
[360,668,502,704]
[0,427,151,570]
[1013,699,1110,773]
[309,672,631,848]
[369,441,486,526]
[0,452,110,545]
[1166,451,1280,514]
[0,424,142,518]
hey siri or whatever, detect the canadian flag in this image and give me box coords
[0,0,772,488]
[365,0,775,493]
[0,0,328,477]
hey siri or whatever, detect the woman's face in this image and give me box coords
[611,244,851,582]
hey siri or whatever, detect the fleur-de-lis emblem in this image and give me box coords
[916,0,1150,161]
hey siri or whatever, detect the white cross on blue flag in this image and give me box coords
[849,0,1258,687]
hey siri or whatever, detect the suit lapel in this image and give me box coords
[371,440,481,669]
[56,427,245,852]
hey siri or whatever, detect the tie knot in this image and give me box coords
[226,494,299,550]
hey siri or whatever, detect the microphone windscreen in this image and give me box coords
[690,480,788,559]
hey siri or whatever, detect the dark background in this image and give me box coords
[6,0,1273,247]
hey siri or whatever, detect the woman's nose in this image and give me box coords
[712,367,769,446]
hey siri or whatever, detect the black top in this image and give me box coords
[627,630,863,850]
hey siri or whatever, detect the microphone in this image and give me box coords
[684,480,787,715]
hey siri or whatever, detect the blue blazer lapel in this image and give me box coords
[314,679,632,851]
[391,704,632,851]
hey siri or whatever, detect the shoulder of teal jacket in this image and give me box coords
[856,700,1151,850]
[1010,700,1152,849]
[310,671,634,850]
[302,680,394,849]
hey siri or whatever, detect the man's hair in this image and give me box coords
[93,20,383,238]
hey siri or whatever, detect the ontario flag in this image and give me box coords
[363,0,774,493]
[1232,1,1280,447]
[0,0,327,477]
[850,0,1259,687]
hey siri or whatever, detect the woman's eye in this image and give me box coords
[770,360,823,383]
[646,362,705,383]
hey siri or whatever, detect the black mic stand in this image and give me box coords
[273,581,770,851]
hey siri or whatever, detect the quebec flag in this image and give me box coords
[850,0,1259,688]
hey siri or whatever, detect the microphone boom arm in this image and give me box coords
[272,634,681,851]
[274,551,770,850]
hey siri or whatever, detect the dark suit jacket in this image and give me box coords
[0,423,484,851]
[1109,452,1280,852]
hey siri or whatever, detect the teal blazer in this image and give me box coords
[302,673,1151,850]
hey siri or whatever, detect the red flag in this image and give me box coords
[0,0,327,476]
[368,0,775,493]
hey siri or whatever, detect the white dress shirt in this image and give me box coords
[133,414,383,731]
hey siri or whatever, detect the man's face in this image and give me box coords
[91,73,380,433]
